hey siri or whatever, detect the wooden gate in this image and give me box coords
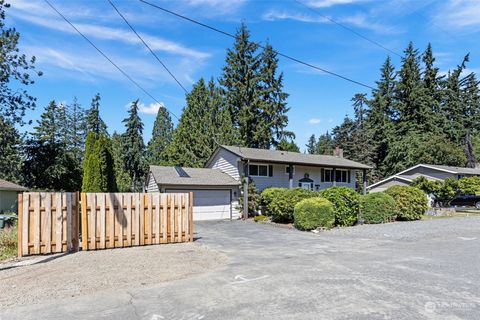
[81,193,193,250]
[18,192,79,257]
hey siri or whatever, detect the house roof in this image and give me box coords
[149,166,240,186]
[0,179,26,191]
[422,164,480,175]
[218,145,372,170]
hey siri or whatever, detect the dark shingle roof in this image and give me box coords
[149,166,240,186]
[220,145,372,170]
[0,179,26,191]
[423,164,480,175]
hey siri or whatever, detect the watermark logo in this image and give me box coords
[424,301,476,313]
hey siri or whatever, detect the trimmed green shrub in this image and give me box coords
[267,188,315,222]
[253,215,269,222]
[385,185,427,220]
[294,197,335,231]
[318,186,360,227]
[360,193,398,224]
[260,187,284,207]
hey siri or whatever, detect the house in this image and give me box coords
[367,164,480,193]
[0,179,26,213]
[146,145,371,220]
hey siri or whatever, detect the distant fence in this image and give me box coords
[18,192,193,257]
[81,193,193,250]
[18,192,79,257]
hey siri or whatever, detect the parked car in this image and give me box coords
[449,194,480,209]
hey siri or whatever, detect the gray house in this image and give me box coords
[368,164,480,193]
[0,179,26,213]
[147,145,371,220]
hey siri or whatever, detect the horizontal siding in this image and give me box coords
[146,174,160,193]
[369,178,410,193]
[0,190,18,212]
[208,148,241,181]
[401,167,456,180]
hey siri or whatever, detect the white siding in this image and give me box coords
[207,148,241,180]
[146,174,160,193]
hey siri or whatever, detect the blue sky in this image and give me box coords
[7,0,480,151]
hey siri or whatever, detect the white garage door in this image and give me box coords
[165,189,231,221]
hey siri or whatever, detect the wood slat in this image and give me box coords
[17,193,23,257]
[189,192,193,242]
[126,194,132,246]
[22,194,29,255]
[81,192,88,251]
[99,193,106,249]
[33,194,41,254]
[161,193,167,244]
[118,194,124,247]
[66,193,73,251]
[90,194,97,250]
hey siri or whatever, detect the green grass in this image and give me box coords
[0,223,17,262]
[421,211,480,221]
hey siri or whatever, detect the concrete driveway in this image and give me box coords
[2,217,480,319]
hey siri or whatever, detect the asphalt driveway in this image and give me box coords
[2,217,480,319]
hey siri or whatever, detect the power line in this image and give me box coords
[44,0,179,120]
[107,0,188,94]
[139,0,375,90]
[294,0,402,58]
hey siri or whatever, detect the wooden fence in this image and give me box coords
[81,193,193,250]
[18,192,79,257]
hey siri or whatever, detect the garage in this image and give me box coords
[166,189,232,221]
[146,166,241,221]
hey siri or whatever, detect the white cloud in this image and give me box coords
[185,0,246,15]
[308,118,322,124]
[338,13,397,34]
[137,102,165,115]
[304,0,368,8]
[262,10,330,23]
[433,0,480,29]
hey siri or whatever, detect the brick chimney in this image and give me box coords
[333,147,343,158]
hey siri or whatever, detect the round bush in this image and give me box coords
[260,188,285,207]
[294,197,335,231]
[267,188,315,223]
[318,186,360,227]
[384,185,428,220]
[360,192,398,224]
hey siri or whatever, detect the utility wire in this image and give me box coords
[107,0,188,94]
[294,0,402,58]
[44,0,180,120]
[139,0,375,90]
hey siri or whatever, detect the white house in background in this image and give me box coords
[367,164,480,193]
[146,145,371,221]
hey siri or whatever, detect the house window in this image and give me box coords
[285,165,295,175]
[324,169,333,182]
[249,164,270,177]
[323,169,350,183]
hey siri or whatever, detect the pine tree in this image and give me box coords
[121,100,147,191]
[0,116,23,183]
[68,97,87,163]
[277,138,300,152]
[316,132,333,155]
[82,132,117,192]
[306,134,316,154]
[111,132,132,191]
[147,104,173,165]
[86,93,108,135]
[421,43,443,131]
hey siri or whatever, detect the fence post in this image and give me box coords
[189,192,193,242]
[81,193,88,251]
[17,193,23,258]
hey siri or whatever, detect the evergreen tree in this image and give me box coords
[316,132,333,155]
[82,132,117,192]
[121,100,147,191]
[111,132,132,192]
[68,97,87,163]
[306,134,316,154]
[86,93,108,135]
[0,1,42,125]
[147,104,173,165]
[277,138,300,152]
[0,116,23,183]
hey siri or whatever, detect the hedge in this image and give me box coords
[318,186,360,227]
[267,188,315,222]
[260,187,285,208]
[294,197,335,231]
[360,192,398,224]
[384,185,427,220]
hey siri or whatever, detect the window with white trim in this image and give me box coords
[285,165,295,175]
[322,168,350,183]
[249,164,270,177]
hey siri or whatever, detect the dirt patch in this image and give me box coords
[0,243,227,307]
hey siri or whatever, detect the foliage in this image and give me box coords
[293,197,335,231]
[0,222,17,261]
[111,132,132,192]
[385,185,427,220]
[253,215,269,222]
[85,93,107,135]
[0,1,42,125]
[0,116,23,183]
[82,132,117,192]
[319,186,360,227]
[411,176,458,206]
[276,138,300,152]
[260,187,284,209]
[306,132,334,155]
[457,176,480,195]
[121,100,147,191]
[147,104,173,165]
[267,188,315,223]
[238,177,261,215]
[359,193,398,224]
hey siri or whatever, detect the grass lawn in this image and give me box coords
[0,224,17,262]
[421,210,480,221]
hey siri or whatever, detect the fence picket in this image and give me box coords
[44,193,52,254]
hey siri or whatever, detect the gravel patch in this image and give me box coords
[0,243,227,307]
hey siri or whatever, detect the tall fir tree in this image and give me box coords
[121,100,147,191]
[306,134,316,154]
[0,116,23,183]
[111,132,132,191]
[68,97,87,163]
[316,132,333,155]
[82,132,117,192]
[277,138,300,152]
[147,105,174,165]
[86,93,108,135]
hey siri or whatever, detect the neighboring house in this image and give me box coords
[368,164,480,193]
[146,166,241,221]
[0,179,27,213]
[146,145,371,220]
